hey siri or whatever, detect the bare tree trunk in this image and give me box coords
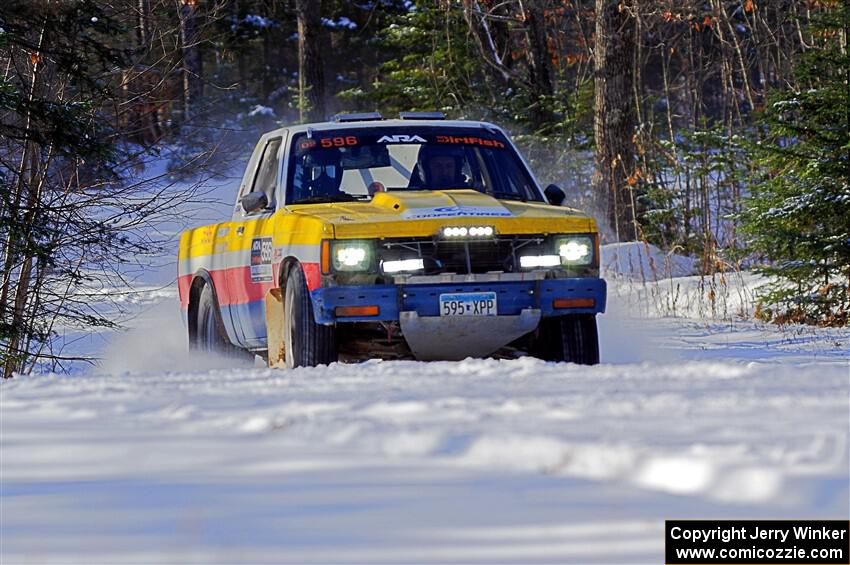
[262,28,272,101]
[136,0,151,47]
[179,0,203,121]
[522,0,554,129]
[295,0,325,122]
[3,131,49,378]
[232,0,248,90]
[123,0,159,145]
[1,5,50,377]
[462,1,515,86]
[593,0,637,241]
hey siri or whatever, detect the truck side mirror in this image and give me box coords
[544,184,566,206]
[241,192,269,214]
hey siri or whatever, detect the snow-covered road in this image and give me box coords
[2,303,848,563]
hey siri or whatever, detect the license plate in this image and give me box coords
[439,292,497,317]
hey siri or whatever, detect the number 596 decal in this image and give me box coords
[320,136,358,148]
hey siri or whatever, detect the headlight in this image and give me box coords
[332,241,373,271]
[520,235,595,270]
[554,235,594,265]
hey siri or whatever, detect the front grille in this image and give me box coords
[379,236,546,275]
[433,240,514,273]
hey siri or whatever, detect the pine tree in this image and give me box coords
[741,4,850,326]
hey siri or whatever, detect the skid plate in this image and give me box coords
[399,309,540,361]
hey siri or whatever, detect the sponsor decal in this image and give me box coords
[198,226,214,244]
[377,134,427,143]
[300,137,359,152]
[250,237,274,282]
[297,139,317,153]
[436,135,506,148]
[401,205,513,219]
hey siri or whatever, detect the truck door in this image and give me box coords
[227,135,284,349]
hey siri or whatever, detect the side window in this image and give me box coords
[250,137,282,207]
[501,156,537,201]
[480,147,537,200]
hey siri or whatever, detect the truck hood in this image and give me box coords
[287,190,596,238]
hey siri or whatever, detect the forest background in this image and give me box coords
[1,0,848,375]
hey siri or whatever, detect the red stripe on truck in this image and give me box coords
[178,274,192,308]
[302,262,321,291]
[178,262,321,309]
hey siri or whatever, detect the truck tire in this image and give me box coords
[195,283,253,363]
[195,283,229,353]
[283,264,338,368]
[533,314,600,365]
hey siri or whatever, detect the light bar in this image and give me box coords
[441,225,494,238]
[399,111,446,120]
[382,258,424,273]
[332,112,383,122]
[519,255,561,268]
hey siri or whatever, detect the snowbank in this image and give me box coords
[601,242,771,321]
[601,241,697,280]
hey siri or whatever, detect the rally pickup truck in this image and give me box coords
[178,112,606,367]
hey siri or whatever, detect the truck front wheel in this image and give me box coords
[283,264,338,368]
[533,314,600,365]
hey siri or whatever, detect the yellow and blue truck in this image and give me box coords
[178,113,606,367]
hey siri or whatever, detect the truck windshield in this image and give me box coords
[285,127,544,205]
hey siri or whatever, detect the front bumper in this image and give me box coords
[310,276,606,325]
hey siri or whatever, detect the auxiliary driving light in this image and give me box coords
[519,255,561,268]
[381,258,425,273]
[441,225,494,238]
